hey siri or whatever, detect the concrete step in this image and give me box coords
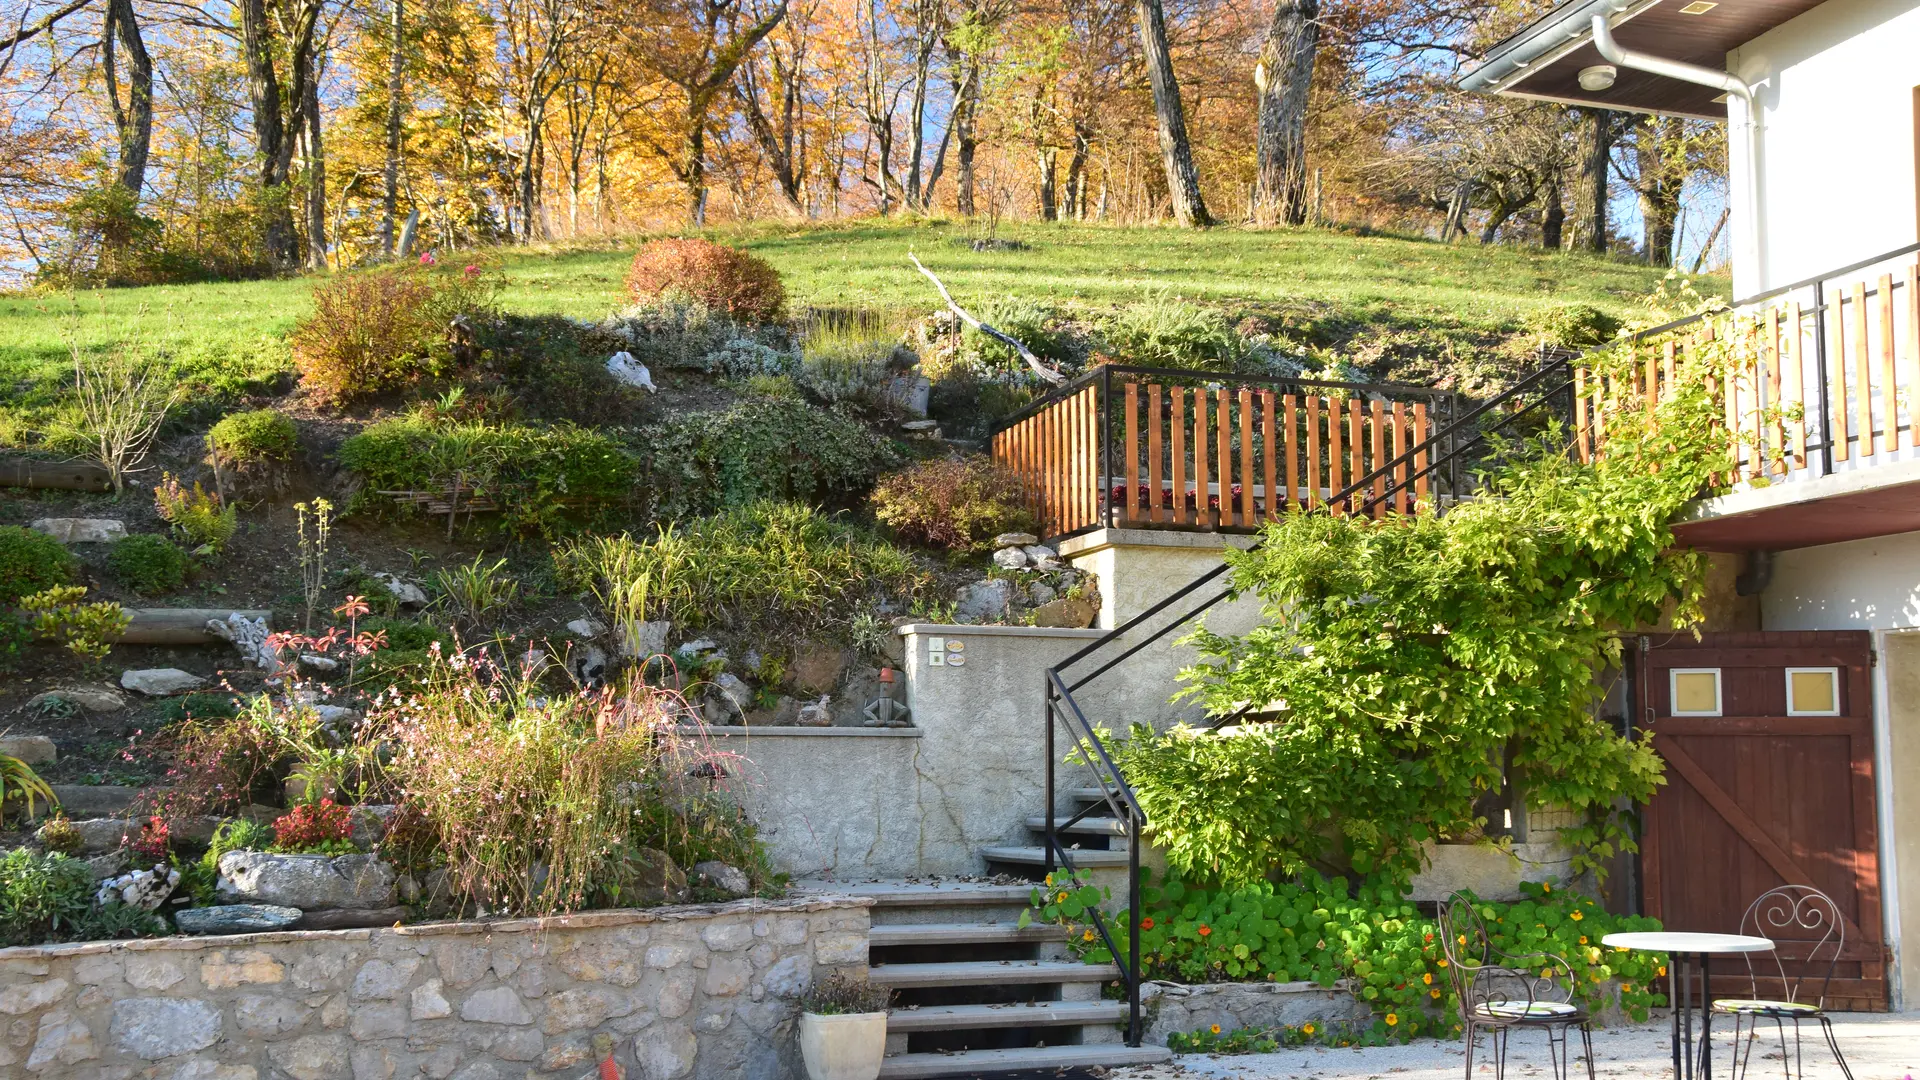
[869,922,1062,947]
[1067,786,1128,805]
[885,1000,1127,1033]
[877,1044,1172,1079]
[981,845,1131,868]
[798,881,1036,908]
[868,960,1117,989]
[1025,814,1130,837]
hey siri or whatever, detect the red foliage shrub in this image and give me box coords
[291,265,497,404]
[625,238,786,323]
[273,799,356,852]
[870,455,1035,551]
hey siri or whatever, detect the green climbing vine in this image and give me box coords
[1110,331,1738,891]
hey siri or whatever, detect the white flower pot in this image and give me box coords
[799,1010,888,1080]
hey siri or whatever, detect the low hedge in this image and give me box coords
[338,415,636,538]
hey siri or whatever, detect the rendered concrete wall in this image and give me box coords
[1883,630,1920,1009]
[0,897,869,1080]
[1726,0,1920,293]
[711,618,1213,880]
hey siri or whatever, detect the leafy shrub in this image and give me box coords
[598,296,743,371]
[871,456,1033,551]
[207,409,298,463]
[960,296,1073,373]
[557,501,924,637]
[1100,294,1247,371]
[338,414,636,538]
[273,799,357,854]
[433,555,520,625]
[107,534,188,594]
[1033,872,1668,1042]
[463,314,651,426]
[1527,304,1622,351]
[35,813,81,855]
[153,690,244,726]
[291,265,498,404]
[0,525,76,604]
[208,818,275,862]
[0,611,31,673]
[0,849,93,946]
[141,694,324,818]
[20,586,129,667]
[154,473,238,556]
[637,398,899,522]
[625,238,786,323]
[129,815,170,861]
[703,337,800,380]
[381,656,765,915]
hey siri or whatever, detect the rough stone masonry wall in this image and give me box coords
[0,896,870,1080]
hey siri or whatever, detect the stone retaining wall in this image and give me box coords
[0,896,870,1079]
[1141,980,1369,1044]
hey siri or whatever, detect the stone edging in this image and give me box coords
[0,895,872,961]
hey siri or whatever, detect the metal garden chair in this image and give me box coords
[1712,885,1855,1080]
[1437,892,1595,1080]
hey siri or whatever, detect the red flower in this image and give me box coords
[1197,925,1211,937]
[1140,917,1155,930]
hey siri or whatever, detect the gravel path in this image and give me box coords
[1109,1012,1920,1080]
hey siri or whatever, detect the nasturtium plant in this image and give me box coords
[1111,341,1734,890]
[1038,871,1669,1043]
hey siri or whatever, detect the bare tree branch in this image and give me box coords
[909,252,1065,386]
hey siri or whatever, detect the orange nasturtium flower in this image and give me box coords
[1385,1013,1399,1026]
[1422,973,1433,985]
[1210,1024,1221,1035]
[1197,925,1212,937]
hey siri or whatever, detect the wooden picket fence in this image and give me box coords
[1573,247,1920,482]
[989,367,1457,540]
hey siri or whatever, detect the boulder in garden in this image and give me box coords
[30,518,127,544]
[121,668,207,696]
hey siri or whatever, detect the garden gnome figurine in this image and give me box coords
[580,1032,622,1080]
[863,666,910,727]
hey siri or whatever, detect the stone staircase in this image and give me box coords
[821,786,1170,1077]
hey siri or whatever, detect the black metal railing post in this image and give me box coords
[1813,278,1834,476]
[1127,816,1140,1044]
[1044,691,1056,877]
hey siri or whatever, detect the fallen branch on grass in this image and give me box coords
[909,252,1066,386]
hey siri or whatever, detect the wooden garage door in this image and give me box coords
[1636,631,1887,1010]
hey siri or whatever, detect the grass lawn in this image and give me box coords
[0,220,1723,445]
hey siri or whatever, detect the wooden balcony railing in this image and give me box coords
[988,366,1461,541]
[1576,242,1920,482]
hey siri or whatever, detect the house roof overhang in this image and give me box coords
[1458,0,1827,120]
[1671,459,1920,552]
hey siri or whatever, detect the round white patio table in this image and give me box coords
[1602,932,1774,1080]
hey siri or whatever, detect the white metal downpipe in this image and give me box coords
[1591,13,1762,285]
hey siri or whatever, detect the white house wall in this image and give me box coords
[1726,0,1920,294]
[1763,531,1920,630]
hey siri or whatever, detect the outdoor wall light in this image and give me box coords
[1578,64,1618,91]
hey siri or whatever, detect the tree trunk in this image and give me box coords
[1576,107,1612,255]
[303,70,327,270]
[238,0,297,267]
[380,0,405,257]
[1479,199,1521,244]
[1037,147,1058,220]
[1064,123,1090,219]
[101,0,152,198]
[1541,176,1564,249]
[953,58,981,216]
[1441,179,1473,242]
[1635,116,1683,267]
[683,114,708,225]
[1252,0,1316,226]
[903,11,938,210]
[1134,0,1209,226]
